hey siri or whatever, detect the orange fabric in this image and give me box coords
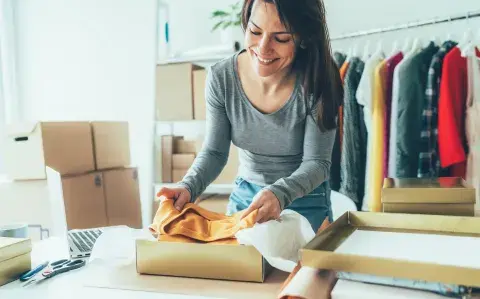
[279,217,331,299]
[149,197,258,245]
[338,61,350,152]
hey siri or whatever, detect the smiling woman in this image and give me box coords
[157,0,343,233]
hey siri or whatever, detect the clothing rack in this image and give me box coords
[331,10,480,40]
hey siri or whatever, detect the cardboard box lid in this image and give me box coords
[0,237,32,263]
[90,121,131,170]
[300,211,480,287]
[136,239,268,282]
[382,177,475,204]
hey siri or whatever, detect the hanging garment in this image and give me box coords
[339,57,366,208]
[438,47,480,178]
[330,59,351,192]
[388,54,412,178]
[356,52,385,211]
[330,125,341,192]
[334,51,347,68]
[369,59,388,212]
[395,42,439,178]
[339,61,350,150]
[417,41,457,178]
[466,47,480,205]
[384,52,404,178]
[149,197,257,244]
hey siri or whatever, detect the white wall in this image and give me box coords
[15,0,157,227]
[162,0,480,56]
[162,0,239,56]
[325,0,480,52]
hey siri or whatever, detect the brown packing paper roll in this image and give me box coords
[278,217,335,299]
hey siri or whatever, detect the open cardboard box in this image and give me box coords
[136,239,272,283]
[300,211,480,287]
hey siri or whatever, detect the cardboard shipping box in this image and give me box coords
[382,177,475,216]
[0,237,32,286]
[91,121,131,170]
[193,68,207,120]
[172,154,195,169]
[103,167,142,228]
[3,122,95,180]
[46,167,142,230]
[156,63,204,121]
[136,239,272,282]
[160,135,173,183]
[173,139,197,154]
[172,169,188,183]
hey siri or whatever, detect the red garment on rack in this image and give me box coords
[384,52,404,178]
[438,46,480,178]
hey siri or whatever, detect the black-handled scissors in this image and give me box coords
[23,259,86,287]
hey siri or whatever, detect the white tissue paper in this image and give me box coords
[235,209,316,273]
[89,225,155,266]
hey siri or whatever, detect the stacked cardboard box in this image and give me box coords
[0,237,32,286]
[3,121,142,229]
[157,135,239,185]
[381,177,476,216]
[155,63,207,121]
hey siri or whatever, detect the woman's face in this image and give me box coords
[245,1,297,78]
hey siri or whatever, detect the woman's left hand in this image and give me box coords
[240,189,281,223]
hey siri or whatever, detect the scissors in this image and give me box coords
[22,259,86,287]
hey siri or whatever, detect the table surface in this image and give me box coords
[0,237,229,299]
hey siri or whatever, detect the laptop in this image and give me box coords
[67,228,103,259]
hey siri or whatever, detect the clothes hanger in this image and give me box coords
[372,40,383,57]
[352,43,358,57]
[401,36,411,54]
[406,36,422,58]
[362,40,371,61]
[459,13,473,51]
[476,28,480,51]
[391,40,400,56]
[446,16,453,41]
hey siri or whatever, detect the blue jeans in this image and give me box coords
[227,177,333,232]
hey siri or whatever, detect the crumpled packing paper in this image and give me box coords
[235,209,316,272]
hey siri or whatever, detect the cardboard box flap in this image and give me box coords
[382,177,475,204]
[5,122,39,138]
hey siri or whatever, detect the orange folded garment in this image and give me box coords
[149,197,258,245]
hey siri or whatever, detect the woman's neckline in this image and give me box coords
[232,49,300,117]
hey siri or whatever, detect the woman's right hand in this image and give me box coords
[157,187,192,211]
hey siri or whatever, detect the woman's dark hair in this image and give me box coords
[241,0,343,131]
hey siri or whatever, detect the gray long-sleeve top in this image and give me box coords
[179,51,336,210]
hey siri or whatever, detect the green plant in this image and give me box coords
[211,1,242,31]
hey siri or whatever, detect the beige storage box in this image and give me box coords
[136,239,271,282]
[381,177,475,216]
[0,237,32,286]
